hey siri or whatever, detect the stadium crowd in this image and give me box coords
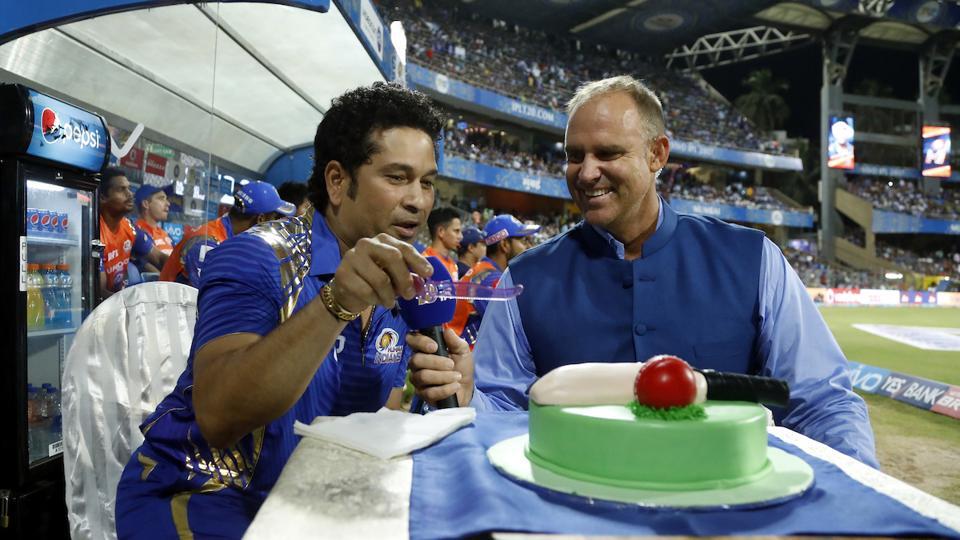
[783,247,892,289]
[846,176,960,221]
[377,0,782,154]
[876,240,960,279]
[657,166,799,212]
[443,119,566,177]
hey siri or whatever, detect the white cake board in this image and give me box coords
[487,434,814,510]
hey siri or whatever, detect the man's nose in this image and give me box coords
[578,156,602,183]
[403,181,431,211]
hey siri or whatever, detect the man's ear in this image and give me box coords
[498,238,510,257]
[649,135,670,172]
[325,161,348,207]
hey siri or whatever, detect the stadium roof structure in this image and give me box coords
[459,0,960,71]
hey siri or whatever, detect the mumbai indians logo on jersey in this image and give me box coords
[374,328,403,364]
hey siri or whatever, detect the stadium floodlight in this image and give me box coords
[391,21,407,66]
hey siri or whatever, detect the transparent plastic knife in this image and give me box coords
[411,274,524,304]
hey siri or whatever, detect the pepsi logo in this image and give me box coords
[41,108,64,143]
[40,213,51,226]
[29,213,40,225]
[50,214,60,227]
[40,107,102,150]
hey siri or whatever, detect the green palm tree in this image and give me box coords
[734,69,790,132]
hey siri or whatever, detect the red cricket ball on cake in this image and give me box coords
[633,355,700,408]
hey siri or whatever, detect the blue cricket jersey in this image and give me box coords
[122,210,411,511]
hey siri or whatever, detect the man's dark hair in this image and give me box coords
[100,167,127,195]
[457,240,477,257]
[427,206,462,239]
[308,82,444,212]
[277,181,309,206]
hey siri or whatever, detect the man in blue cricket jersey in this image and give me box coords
[116,82,445,538]
[408,75,878,468]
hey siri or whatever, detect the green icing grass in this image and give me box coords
[628,401,706,421]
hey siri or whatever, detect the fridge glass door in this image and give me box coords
[25,179,94,465]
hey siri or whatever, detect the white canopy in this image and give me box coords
[0,2,387,173]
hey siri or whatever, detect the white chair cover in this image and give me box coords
[62,282,198,540]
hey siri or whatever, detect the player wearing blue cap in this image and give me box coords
[116,82,446,539]
[455,226,485,278]
[408,75,878,469]
[449,216,539,346]
[159,180,295,286]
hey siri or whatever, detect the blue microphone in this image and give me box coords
[398,256,459,409]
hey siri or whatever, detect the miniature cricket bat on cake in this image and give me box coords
[529,355,790,408]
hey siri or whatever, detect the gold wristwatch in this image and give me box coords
[320,279,361,321]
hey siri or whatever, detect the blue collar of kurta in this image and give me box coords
[308,209,342,277]
[586,195,677,259]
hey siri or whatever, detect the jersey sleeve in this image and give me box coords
[130,219,155,257]
[183,236,222,288]
[191,234,285,353]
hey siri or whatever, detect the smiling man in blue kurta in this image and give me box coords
[408,75,878,469]
[115,82,444,538]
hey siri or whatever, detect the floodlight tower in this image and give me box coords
[819,17,865,262]
[918,32,958,194]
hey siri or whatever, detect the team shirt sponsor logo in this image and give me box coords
[374,328,403,364]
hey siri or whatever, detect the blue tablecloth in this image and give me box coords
[410,411,959,539]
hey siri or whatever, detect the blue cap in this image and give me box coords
[460,226,484,247]
[134,184,164,210]
[235,181,296,216]
[483,214,540,245]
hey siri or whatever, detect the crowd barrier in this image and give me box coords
[848,361,960,421]
[670,198,813,228]
[807,287,960,306]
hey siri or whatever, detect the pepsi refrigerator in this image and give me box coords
[0,84,108,537]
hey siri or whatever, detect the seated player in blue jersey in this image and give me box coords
[115,82,445,539]
[407,75,879,468]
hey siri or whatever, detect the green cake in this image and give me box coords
[525,400,772,491]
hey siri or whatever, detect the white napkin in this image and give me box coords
[293,407,476,459]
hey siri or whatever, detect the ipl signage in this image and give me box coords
[669,140,803,172]
[872,209,960,235]
[669,198,814,228]
[441,156,570,199]
[407,63,566,131]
